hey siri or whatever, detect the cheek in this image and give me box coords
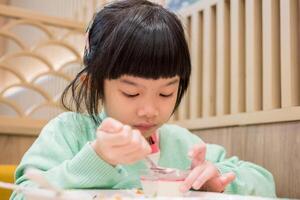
[103,97,135,123]
[160,98,177,116]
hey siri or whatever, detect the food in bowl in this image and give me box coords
[140,168,190,197]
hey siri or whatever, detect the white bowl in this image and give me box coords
[140,168,190,197]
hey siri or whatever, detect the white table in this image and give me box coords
[60,189,279,200]
[0,182,282,200]
[0,181,280,200]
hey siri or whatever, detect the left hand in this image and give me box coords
[180,143,236,193]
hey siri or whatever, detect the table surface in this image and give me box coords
[0,181,285,200]
[59,189,279,200]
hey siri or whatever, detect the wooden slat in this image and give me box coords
[193,121,300,198]
[0,134,36,164]
[202,7,216,117]
[245,0,262,112]
[262,0,281,110]
[179,0,219,17]
[216,0,230,116]
[189,12,202,119]
[174,106,300,131]
[280,0,300,107]
[178,17,191,120]
[230,0,245,114]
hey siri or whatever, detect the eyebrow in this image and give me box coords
[120,78,179,87]
[165,79,179,86]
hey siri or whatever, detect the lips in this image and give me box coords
[133,124,156,132]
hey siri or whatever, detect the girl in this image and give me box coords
[11,0,276,199]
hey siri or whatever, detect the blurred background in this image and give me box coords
[0,0,299,199]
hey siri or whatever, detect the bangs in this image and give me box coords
[104,7,191,80]
[62,0,191,123]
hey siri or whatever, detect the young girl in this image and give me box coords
[11,0,276,199]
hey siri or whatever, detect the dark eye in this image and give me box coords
[160,93,173,98]
[122,92,139,98]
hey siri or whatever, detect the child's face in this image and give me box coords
[103,75,179,138]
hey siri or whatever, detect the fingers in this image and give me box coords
[189,143,206,168]
[99,117,123,133]
[95,119,152,165]
[112,129,151,155]
[181,143,208,192]
[201,177,223,192]
[99,125,150,149]
[181,161,230,193]
[108,139,151,164]
[97,125,131,146]
[191,164,217,190]
[220,172,236,186]
[120,142,151,164]
[202,172,236,193]
[180,164,206,192]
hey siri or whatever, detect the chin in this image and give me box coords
[141,131,153,138]
[139,128,154,138]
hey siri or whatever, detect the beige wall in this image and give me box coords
[9,0,93,23]
[193,121,300,199]
[0,0,8,86]
[8,0,166,23]
[0,134,36,165]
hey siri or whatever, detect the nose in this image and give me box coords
[137,102,159,119]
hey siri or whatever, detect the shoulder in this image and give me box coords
[46,112,96,130]
[54,112,94,123]
[159,124,228,162]
[159,124,190,136]
[159,123,202,145]
[40,112,98,141]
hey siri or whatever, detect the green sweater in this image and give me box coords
[11,112,276,199]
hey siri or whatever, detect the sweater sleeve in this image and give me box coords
[205,143,276,197]
[167,126,277,198]
[10,113,123,200]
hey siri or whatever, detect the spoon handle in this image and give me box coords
[145,156,158,169]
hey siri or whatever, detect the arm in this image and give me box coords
[10,113,123,200]
[161,125,276,197]
[206,144,276,197]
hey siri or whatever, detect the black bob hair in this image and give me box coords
[61,0,191,124]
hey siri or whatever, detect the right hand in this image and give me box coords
[91,117,152,166]
[180,144,235,193]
